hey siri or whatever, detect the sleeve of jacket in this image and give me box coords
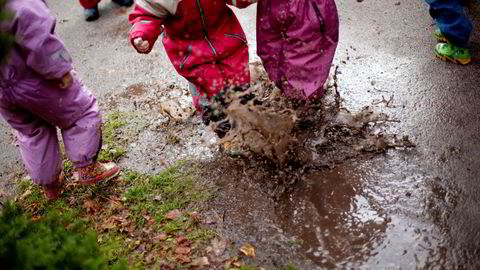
[12,3,73,80]
[128,1,167,54]
[226,0,257,9]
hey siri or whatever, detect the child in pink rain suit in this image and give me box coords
[257,0,339,100]
[0,0,120,200]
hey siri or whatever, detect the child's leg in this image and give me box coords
[218,46,250,90]
[79,0,100,9]
[79,0,100,21]
[10,76,118,182]
[188,82,210,113]
[0,107,62,186]
[61,100,102,169]
[427,0,473,48]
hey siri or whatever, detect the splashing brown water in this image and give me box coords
[210,65,414,168]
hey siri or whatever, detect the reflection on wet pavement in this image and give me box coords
[277,151,459,269]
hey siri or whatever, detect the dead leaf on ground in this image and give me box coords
[190,211,201,222]
[240,243,256,258]
[153,233,168,242]
[191,256,210,266]
[175,246,191,255]
[176,236,190,246]
[175,254,191,264]
[211,238,227,256]
[19,189,32,200]
[145,252,156,264]
[166,209,182,220]
[31,216,42,222]
[83,199,98,214]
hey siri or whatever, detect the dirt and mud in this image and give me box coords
[1,0,479,269]
[96,62,425,269]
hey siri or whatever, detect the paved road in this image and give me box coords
[0,0,479,268]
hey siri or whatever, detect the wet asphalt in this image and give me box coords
[0,0,479,268]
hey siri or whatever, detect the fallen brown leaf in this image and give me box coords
[190,211,201,222]
[153,233,168,242]
[240,243,256,258]
[83,199,98,214]
[175,246,191,255]
[19,189,32,200]
[211,238,227,256]
[145,252,156,264]
[175,254,191,264]
[166,209,182,220]
[176,236,190,246]
[191,256,210,266]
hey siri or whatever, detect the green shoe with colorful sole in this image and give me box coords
[435,43,471,65]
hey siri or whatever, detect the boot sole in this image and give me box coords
[79,166,121,185]
[435,53,471,65]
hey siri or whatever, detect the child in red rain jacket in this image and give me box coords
[129,0,256,119]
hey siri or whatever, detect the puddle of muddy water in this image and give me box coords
[101,65,463,269]
[274,151,460,269]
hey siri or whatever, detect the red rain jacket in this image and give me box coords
[129,0,256,109]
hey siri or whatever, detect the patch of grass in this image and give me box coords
[14,161,214,269]
[98,112,128,162]
[239,266,257,270]
[280,265,298,270]
[187,228,216,242]
[124,163,210,223]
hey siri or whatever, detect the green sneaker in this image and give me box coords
[435,43,471,65]
[434,27,448,43]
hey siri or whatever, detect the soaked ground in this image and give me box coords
[1,0,480,269]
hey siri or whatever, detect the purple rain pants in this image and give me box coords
[0,78,102,186]
[1,0,102,186]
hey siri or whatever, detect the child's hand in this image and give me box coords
[59,71,73,89]
[133,38,150,53]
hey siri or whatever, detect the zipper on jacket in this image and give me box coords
[224,33,248,45]
[195,0,218,57]
[180,45,193,70]
[311,1,326,34]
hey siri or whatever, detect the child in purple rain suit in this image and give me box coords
[257,0,339,100]
[0,0,120,200]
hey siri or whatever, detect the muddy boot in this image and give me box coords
[84,5,100,22]
[76,162,120,185]
[112,0,134,6]
[43,172,65,201]
[435,43,471,65]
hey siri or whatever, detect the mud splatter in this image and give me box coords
[209,65,414,169]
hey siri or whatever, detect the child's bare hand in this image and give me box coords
[133,38,150,53]
[59,71,73,89]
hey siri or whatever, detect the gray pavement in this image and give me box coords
[1,0,479,268]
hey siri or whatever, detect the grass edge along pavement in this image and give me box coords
[3,111,298,269]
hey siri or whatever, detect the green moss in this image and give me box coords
[279,265,298,270]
